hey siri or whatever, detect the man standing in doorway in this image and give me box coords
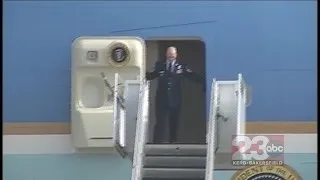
[146,46,205,143]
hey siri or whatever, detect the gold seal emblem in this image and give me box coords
[231,164,302,180]
[107,42,131,67]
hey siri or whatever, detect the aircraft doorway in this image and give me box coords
[146,37,206,144]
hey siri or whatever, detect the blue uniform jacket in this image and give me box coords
[146,60,205,109]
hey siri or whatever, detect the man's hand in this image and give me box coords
[146,61,166,80]
[146,72,152,80]
[146,71,163,80]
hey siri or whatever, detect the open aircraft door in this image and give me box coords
[71,36,147,159]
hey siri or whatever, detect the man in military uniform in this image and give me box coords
[146,46,205,143]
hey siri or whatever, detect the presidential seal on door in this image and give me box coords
[231,164,302,180]
[107,42,131,66]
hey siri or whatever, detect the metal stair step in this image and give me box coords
[142,168,206,179]
[144,156,206,168]
[145,144,206,156]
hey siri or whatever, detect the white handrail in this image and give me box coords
[235,74,247,161]
[205,79,218,180]
[131,81,150,180]
[113,73,127,157]
[236,74,243,136]
[237,73,247,135]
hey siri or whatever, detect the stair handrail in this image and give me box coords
[100,72,127,157]
[205,78,218,180]
[236,73,247,136]
[113,73,127,157]
[131,80,150,180]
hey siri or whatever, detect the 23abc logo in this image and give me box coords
[232,135,284,161]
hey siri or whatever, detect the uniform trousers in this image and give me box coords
[153,104,181,143]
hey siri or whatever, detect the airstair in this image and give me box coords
[110,74,250,180]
